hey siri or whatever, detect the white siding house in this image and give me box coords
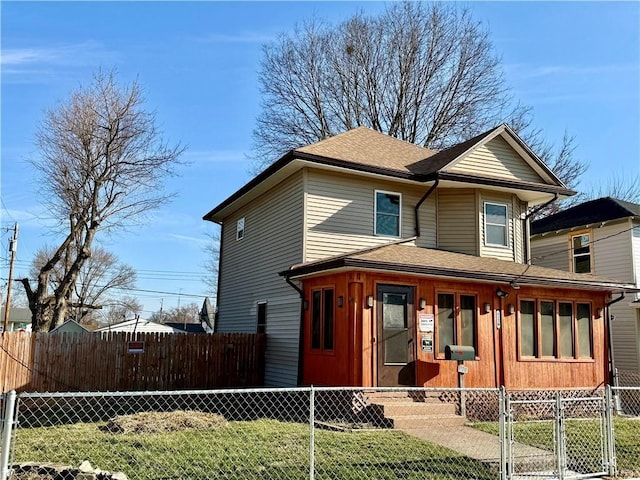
[531,198,640,377]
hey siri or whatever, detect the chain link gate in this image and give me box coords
[506,388,616,480]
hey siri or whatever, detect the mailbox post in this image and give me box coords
[444,345,476,417]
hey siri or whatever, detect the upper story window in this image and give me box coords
[375,191,401,237]
[570,232,591,273]
[484,202,508,247]
[236,217,245,241]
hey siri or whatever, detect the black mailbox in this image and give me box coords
[444,345,475,361]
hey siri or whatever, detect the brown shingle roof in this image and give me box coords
[283,243,633,291]
[296,127,436,175]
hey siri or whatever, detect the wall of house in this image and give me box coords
[216,170,304,387]
[448,136,545,183]
[530,234,569,271]
[437,189,478,256]
[304,168,437,262]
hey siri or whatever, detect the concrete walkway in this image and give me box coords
[402,424,585,480]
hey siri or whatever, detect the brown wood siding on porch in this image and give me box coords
[300,270,608,390]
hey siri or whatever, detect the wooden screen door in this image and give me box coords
[376,284,415,386]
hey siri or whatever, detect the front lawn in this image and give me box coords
[473,418,640,476]
[14,418,494,479]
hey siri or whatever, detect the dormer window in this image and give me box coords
[375,191,401,237]
[570,232,591,273]
[484,202,508,247]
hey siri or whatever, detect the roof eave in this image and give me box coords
[281,257,632,292]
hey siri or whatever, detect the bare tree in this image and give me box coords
[101,296,143,325]
[253,2,529,169]
[251,2,586,200]
[29,245,136,325]
[21,70,183,331]
[149,303,200,325]
[203,227,219,298]
[580,172,640,205]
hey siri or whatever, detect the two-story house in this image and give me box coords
[530,197,640,381]
[204,125,632,389]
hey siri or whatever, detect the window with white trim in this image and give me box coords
[375,191,401,237]
[570,232,591,273]
[236,217,245,241]
[484,202,508,246]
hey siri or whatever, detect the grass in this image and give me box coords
[473,417,640,476]
[14,418,495,480]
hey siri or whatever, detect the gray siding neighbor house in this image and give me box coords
[531,197,640,379]
[205,126,633,389]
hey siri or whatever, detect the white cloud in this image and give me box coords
[167,233,209,247]
[506,63,639,79]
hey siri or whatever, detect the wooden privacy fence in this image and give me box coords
[0,332,265,393]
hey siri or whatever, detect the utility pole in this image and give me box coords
[3,223,18,334]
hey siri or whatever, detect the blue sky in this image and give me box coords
[1,1,639,318]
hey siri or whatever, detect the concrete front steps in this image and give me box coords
[364,391,466,429]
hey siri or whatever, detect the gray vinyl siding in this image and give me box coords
[513,198,526,264]
[530,234,570,271]
[437,189,477,256]
[217,171,304,386]
[305,169,436,261]
[592,221,634,282]
[610,303,640,374]
[448,136,545,183]
[479,191,517,262]
[595,220,638,374]
[632,221,640,289]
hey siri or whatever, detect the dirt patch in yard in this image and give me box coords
[100,410,228,434]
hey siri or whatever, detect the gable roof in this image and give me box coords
[204,125,575,222]
[94,319,185,333]
[281,243,633,291]
[50,319,89,333]
[531,197,640,235]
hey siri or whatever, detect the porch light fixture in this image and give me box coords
[419,298,427,310]
[507,304,515,315]
[337,296,344,308]
[367,295,374,308]
[303,300,309,311]
[484,302,491,314]
[597,307,603,318]
[496,287,509,298]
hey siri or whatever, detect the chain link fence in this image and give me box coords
[1,386,639,479]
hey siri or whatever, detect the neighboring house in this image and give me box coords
[0,307,32,332]
[531,197,640,378]
[94,318,186,334]
[204,125,633,389]
[165,322,207,333]
[50,319,89,333]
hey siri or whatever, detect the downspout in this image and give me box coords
[414,179,439,238]
[213,221,224,333]
[606,292,625,388]
[524,193,558,264]
[284,275,305,386]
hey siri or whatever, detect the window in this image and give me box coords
[570,232,591,273]
[311,288,334,351]
[375,191,401,237]
[518,299,593,360]
[236,217,245,240]
[484,203,508,246]
[256,302,267,334]
[436,293,477,355]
